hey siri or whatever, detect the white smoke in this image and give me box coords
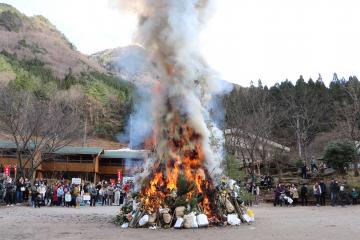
[112,0,232,180]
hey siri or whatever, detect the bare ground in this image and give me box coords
[0,204,359,240]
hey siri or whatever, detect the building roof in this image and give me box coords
[0,140,104,155]
[101,149,149,159]
[54,147,104,155]
[224,129,291,152]
[0,140,17,149]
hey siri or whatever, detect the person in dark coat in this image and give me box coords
[330,180,339,206]
[89,185,97,207]
[4,178,15,206]
[274,184,282,207]
[300,183,308,206]
[301,164,307,179]
[15,177,25,204]
[319,180,327,206]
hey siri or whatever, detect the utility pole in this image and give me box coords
[296,115,302,161]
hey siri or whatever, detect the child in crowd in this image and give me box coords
[351,188,358,205]
[65,192,72,207]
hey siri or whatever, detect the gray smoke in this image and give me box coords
[112,0,232,181]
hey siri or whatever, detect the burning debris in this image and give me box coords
[112,0,249,229]
[115,177,255,229]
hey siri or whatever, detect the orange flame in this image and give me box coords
[139,63,215,217]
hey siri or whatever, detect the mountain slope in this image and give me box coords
[0,3,104,79]
[90,45,158,82]
[0,4,133,139]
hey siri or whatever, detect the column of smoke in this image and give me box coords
[112,0,232,185]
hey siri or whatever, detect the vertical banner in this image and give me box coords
[117,169,122,183]
[13,165,17,179]
[4,165,10,176]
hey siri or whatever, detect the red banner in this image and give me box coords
[117,169,122,183]
[4,165,10,176]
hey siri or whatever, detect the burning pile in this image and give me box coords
[113,0,254,229]
[115,175,255,229]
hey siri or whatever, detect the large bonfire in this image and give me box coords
[114,0,254,228]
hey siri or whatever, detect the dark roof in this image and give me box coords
[0,140,17,149]
[101,150,149,159]
[54,147,104,155]
[0,140,104,155]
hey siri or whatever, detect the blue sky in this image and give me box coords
[2,0,360,86]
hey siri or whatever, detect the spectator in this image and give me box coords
[330,180,339,207]
[45,183,52,206]
[4,177,15,206]
[313,182,322,207]
[38,182,47,204]
[89,184,97,207]
[300,183,308,206]
[65,191,72,207]
[301,164,307,179]
[120,186,126,207]
[57,185,64,206]
[72,185,80,207]
[264,176,272,190]
[274,184,282,207]
[30,184,37,207]
[351,188,358,205]
[114,184,121,206]
[107,184,114,206]
[283,185,292,206]
[339,182,347,207]
[290,184,299,206]
[15,177,25,204]
[319,180,327,206]
[339,183,345,207]
[23,178,31,202]
[252,182,260,206]
[311,157,318,173]
[52,184,58,206]
[99,186,106,206]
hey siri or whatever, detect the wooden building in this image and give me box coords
[0,140,149,183]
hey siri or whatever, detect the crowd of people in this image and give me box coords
[1,175,134,208]
[273,179,359,207]
[2,174,359,209]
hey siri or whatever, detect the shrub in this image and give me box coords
[324,140,357,173]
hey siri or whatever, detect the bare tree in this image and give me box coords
[224,83,274,177]
[337,77,360,176]
[0,86,83,180]
[276,78,328,165]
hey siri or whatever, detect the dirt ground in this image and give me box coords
[0,204,359,240]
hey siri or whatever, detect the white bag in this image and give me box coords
[191,213,198,228]
[227,214,241,226]
[20,187,25,192]
[83,195,91,201]
[196,214,209,228]
[139,215,149,226]
[183,212,198,229]
[284,196,293,204]
[242,213,252,223]
[174,218,184,229]
[121,223,129,228]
